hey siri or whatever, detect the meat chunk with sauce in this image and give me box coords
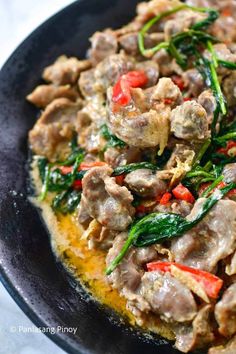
[198,90,217,124]
[170,101,209,141]
[223,72,236,107]
[43,55,91,85]
[171,199,236,272]
[174,305,214,353]
[106,233,157,319]
[81,166,135,231]
[88,30,118,65]
[215,283,236,337]
[140,271,197,323]
[107,86,170,151]
[154,199,193,217]
[223,163,236,184]
[106,233,157,293]
[124,169,167,197]
[27,84,78,108]
[29,98,82,160]
[104,146,141,168]
[78,69,100,98]
[183,69,205,97]
[151,77,183,108]
[135,60,159,87]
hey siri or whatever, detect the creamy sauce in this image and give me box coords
[30,158,175,341]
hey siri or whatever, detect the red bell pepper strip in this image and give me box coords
[217,140,236,157]
[163,98,173,105]
[60,166,74,175]
[60,161,107,175]
[124,71,148,87]
[112,70,148,106]
[73,180,83,189]
[79,161,107,170]
[171,75,185,91]
[112,77,131,106]
[146,261,223,299]
[172,183,195,203]
[115,174,125,185]
[159,192,172,205]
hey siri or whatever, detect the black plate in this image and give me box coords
[0,1,181,353]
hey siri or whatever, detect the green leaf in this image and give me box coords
[101,124,126,151]
[112,162,158,176]
[52,189,81,214]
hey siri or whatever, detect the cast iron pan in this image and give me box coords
[0,1,181,353]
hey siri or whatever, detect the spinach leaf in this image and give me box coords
[52,189,81,214]
[112,162,158,176]
[101,124,126,151]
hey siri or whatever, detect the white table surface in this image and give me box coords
[0,1,75,353]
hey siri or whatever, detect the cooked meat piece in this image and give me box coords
[78,69,101,98]
[77,196,92,227]
[77,96,107,152]
[154,199,193,217]
[107,86,170,151]
[223,163,236,184]
[183,69,205,97]
[140,271,197,322]
[106,232,157,292]
[80,95,107,126]
[88,30,118,65]
[170,101,209,140]
[174,305,214,353]
[94,52,134,90]
[29,98,82,160]
[215,283,236,337]
[78,123,106,153]
[119,32,164,57]
[104,146,141,168]
[107,232,137,290]
[226,251,236,276]
[208,335,236,354]
[27,84,78,108]
[43,55,91,85]
[76,111,92,132]
[119,32,140,56]
[153,49,175,77]
[124,169,167,197]
[198,90,217,124]
[211,16,236,44]
[81,166,135,230]
[171,199,236,272]
[223,72,236,107]
[151,77,183,108]
[164,10,206,41]
[135,60,159,87]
